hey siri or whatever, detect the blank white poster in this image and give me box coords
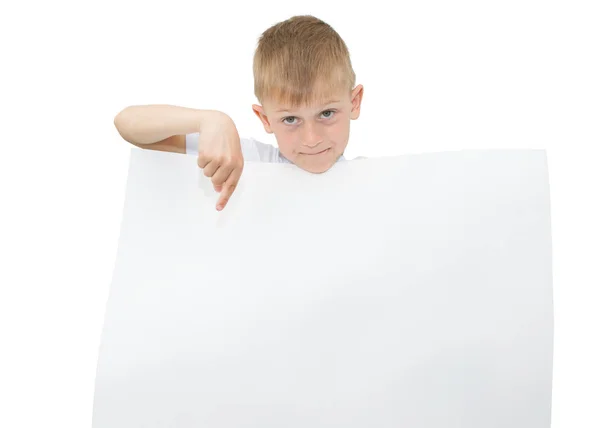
[93,148,553,427]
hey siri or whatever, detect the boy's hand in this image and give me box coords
[196,112,244,211]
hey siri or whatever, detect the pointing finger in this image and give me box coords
[216,167,242,211]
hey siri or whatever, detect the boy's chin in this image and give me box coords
[300,165,331,174]
[296,156,339,174]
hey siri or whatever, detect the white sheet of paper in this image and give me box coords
[93,148,553,428]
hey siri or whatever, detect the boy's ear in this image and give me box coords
[350,84,364,120]
[252,104,274,134]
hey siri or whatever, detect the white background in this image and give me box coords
[0,1,598,427]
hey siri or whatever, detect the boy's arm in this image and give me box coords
[113,104,227,154]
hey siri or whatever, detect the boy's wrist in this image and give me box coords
[197,109,232,131]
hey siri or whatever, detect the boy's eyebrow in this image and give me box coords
[276,100,340,113]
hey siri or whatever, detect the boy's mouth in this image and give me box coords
[304,148,330,156]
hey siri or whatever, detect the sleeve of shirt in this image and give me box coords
[250,138,280,162]
[185,132,199,156]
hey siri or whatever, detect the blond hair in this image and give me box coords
[253,15,356,108]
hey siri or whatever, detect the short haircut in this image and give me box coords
[253,15,356,109]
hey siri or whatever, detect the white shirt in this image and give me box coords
[185,132,346,163]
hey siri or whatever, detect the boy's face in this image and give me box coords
[252,84,364,173]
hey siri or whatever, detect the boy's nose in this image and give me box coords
[303,139,321,148]
[302,124,322,148]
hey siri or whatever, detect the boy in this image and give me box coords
[114,15,364,211]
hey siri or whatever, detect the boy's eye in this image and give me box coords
[282,110,336,124]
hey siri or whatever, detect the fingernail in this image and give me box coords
[216,205,223,211]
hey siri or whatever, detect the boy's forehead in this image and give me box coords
[265,89,349,113]
[272,97,342,112]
